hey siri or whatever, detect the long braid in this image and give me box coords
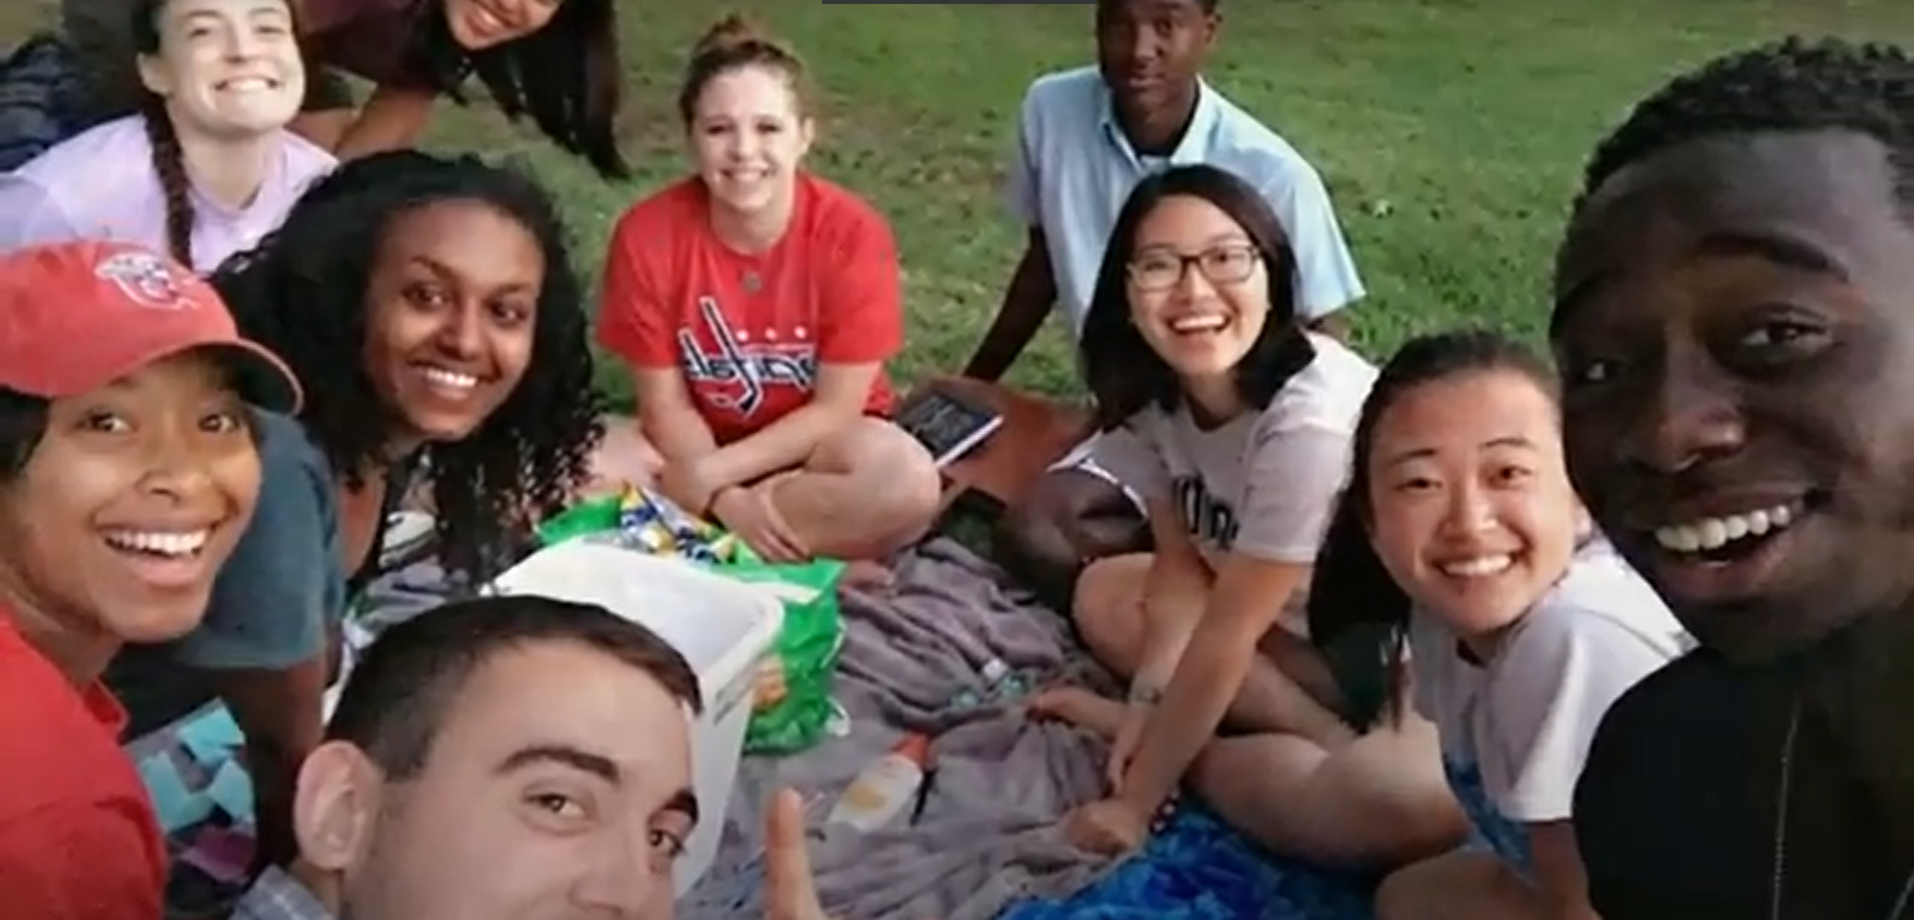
[133,63,195,268]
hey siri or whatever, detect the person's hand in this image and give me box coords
[1061,797,1151,856]
[764,788,833,920]
[658,458,721,515]
[1105,702,1148,794]
[713,486,810,563]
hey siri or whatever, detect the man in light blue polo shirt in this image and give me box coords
[962,0,1365,609]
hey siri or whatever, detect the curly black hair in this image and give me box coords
[1577,36,1914,211]
[211,150,606,583]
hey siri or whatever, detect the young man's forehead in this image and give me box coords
[1554,130,1906,308]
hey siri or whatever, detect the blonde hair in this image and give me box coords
[676,12,810,123]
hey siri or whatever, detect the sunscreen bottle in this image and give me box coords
[824,733,931,833]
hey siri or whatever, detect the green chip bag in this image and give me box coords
[536,493,845,754]
[712,559,847,755]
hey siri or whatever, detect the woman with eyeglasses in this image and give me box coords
[1030,164,1465,869]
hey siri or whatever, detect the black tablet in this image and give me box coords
[896,388,1003,467]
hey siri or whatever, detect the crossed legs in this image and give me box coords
[1039,554,1467,869]
[589,416,941,562]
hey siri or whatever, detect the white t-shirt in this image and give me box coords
[1090,333,1376,569]
[1410,538,1691,823]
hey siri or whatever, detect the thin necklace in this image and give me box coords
[1769,700,1914,920]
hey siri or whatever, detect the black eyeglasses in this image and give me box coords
[1126,243,1261,292]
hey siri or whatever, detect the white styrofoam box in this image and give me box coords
[488,542,784,896]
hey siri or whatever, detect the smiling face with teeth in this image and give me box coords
[443,0,563,52]
[0,351,261,664]
[1365,369,1584,642]
[361,199,542,448]
[1554,130,1914,662]
[688,64,814,235]
[136,0,304,140]
[1125,194,1275,407]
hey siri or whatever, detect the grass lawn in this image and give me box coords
[8,0,1914,412]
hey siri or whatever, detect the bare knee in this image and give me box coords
[1190,727,1465,870]
[807,417,942,552]
[1068,554,1150,673]
[992,470,1148,612]
[848,418,942,522]
[1375,862,1438,920]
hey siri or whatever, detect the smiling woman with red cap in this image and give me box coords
[0,239,299,920]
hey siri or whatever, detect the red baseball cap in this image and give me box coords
[0,241,301,412]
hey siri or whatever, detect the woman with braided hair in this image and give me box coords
[62,0,629,174]
[106,148,604,878]
[0,0,333,273]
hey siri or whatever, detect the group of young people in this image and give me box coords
[0,0,924,916]
[1003,8,1914,920]
[1,0,1910,918]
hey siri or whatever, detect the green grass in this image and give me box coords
[10,1,1914,412]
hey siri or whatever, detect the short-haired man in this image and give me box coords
[232,593,834,920]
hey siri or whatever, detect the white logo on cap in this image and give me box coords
[94,251,196,310]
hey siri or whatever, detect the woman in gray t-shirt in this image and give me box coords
[1028,164,1466,869]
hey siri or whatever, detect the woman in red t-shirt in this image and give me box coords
[597,14,940,565]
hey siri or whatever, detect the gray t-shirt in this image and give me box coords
[1410,538,1691,823]
[1091,334,1377,568]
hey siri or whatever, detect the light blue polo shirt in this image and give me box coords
[1006,66,1365,337]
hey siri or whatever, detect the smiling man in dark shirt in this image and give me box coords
[1549,37,1914,920]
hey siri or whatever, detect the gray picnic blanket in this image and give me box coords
[678,537,1122,920]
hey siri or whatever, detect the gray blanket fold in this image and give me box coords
[678,538,1121,920]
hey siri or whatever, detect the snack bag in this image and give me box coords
[536,486,747,564]
[713,559,848,754]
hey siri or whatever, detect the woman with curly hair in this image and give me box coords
[61,0,627,175]
[107,148,604,873]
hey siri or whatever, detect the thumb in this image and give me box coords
[763,788,823,918]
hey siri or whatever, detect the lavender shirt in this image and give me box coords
[0,116,335,273]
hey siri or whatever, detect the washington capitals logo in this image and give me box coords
[95,251,196,310]
[677,298,817,416]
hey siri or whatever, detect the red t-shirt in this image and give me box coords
[597,173,904,446]
[0,616,166,920]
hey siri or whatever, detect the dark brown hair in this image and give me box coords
[129,0,199,268]
[128,0,305,270]
[1305,330,1558,730]
[326,594,701,780]
[410,0,629,179]
[1078,163,1314,430]
[675,12,811,125]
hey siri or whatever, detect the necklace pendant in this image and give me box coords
[742,270,761,294]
